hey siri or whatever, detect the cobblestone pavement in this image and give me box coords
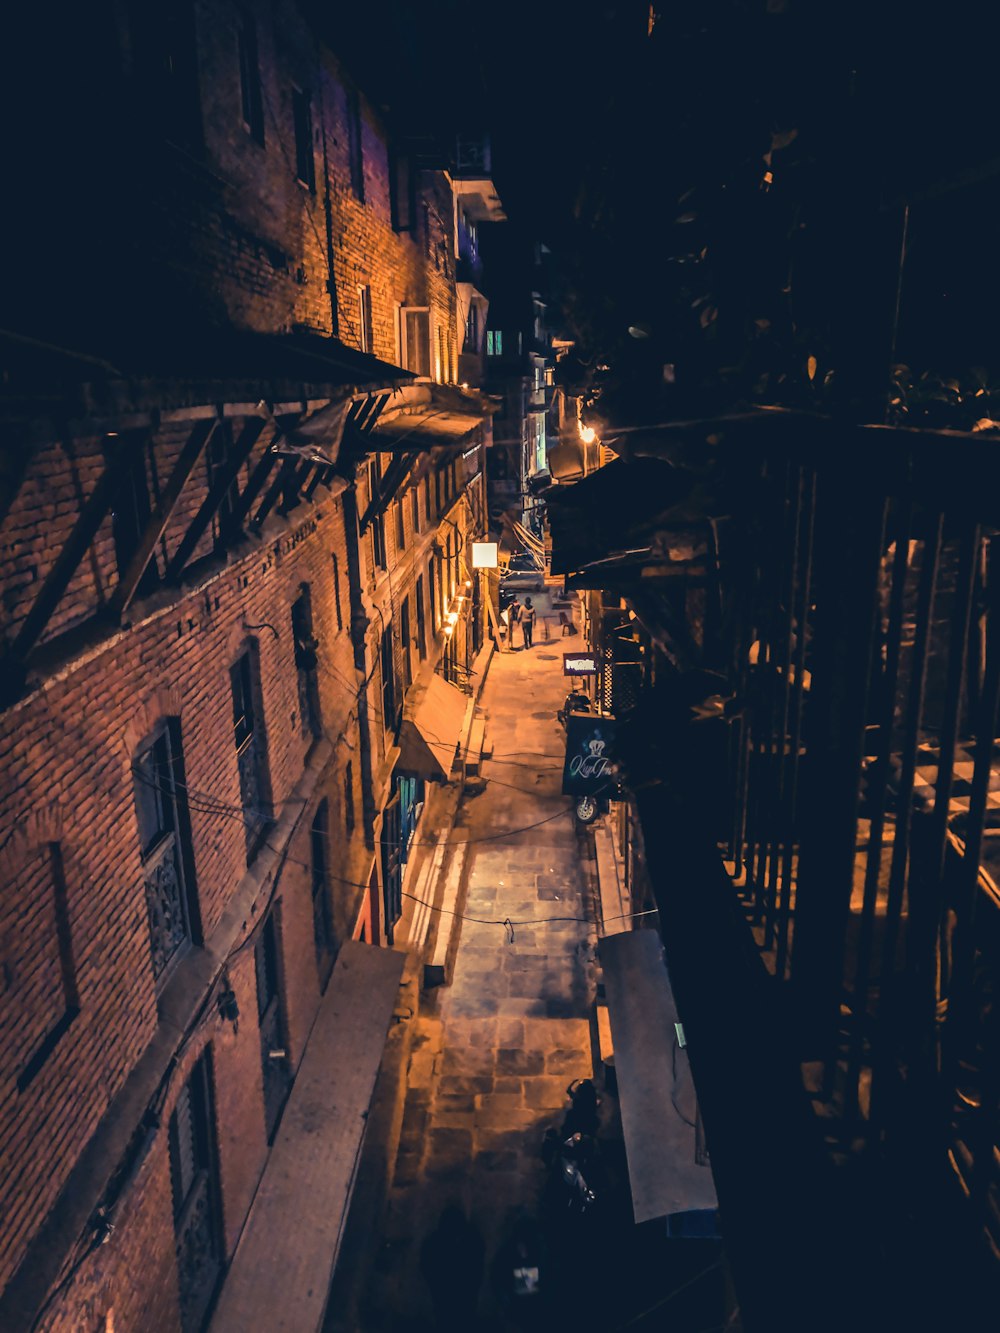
[360,589,603,1330]
[351,590,728,1333]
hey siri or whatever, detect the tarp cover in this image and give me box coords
[600,929,718,1224]
[396,672,469,780]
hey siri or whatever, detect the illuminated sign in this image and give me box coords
[472,541,499,569]
[562,713,617,797]
[563,653,598,676]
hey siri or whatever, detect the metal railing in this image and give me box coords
[716,425,1000,1262]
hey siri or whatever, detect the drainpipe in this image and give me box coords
[342,483,376,849]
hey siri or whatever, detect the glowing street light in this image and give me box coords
[579,424,598,445]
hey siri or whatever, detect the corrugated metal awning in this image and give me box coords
[396,672,469,780]
[600,929,718,1224]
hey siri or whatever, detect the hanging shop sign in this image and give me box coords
[563,652,598,676]
[472,541,499,569]
[562,712,618,797]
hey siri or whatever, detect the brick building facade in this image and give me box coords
[0,3,498,1328]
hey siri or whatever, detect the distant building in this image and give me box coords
[480,233,559,544]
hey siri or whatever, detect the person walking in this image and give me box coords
[508,597,523,649]
[521,596,536,649]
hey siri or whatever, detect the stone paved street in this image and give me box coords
[336,589,728,1333]
[360,588,601,1330]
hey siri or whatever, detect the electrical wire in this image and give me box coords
[611,1261,724,1333]
[130,763,623,928]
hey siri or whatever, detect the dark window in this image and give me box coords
[371,513,386,571]
[111,437,158,596]
[381,793,402,944]
[169,1052,223,1333]
[133,720,200,986]
[390,150,413,231]
[230,650,273,861]
[331,552,343,631]
[292,87,315,190]
[435,467,443,515]
[424,475,432,523]
[237,10,264,144]
[395,497,405,554]
[368,462,386,571]
[311,802,335,988]
[255,912,290,1140]
[432,558,441,632]
[344,760,355,833]
[291,584,322,739]
[400,597,412,690]
[347,87,364,201]
[401,308,431,377]
[13,843,80,1093]
[380,624,397,733]
[465,303,478,353]
[358,285,373,354]
[416,574,427,658]
[411,484,420,536]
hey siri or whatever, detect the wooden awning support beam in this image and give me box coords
[165,417,265,582]
[254,456,303,527]
[227,448,279,533]
[9,434,136,667]
[277,458,316,516]
[107,419,218,618]
[358,450,420,533]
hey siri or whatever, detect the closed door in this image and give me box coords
[255,913,291,1141]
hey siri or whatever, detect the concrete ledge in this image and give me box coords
[424,841,472,989]
[211,942,405,1333]
[594,823,629,936]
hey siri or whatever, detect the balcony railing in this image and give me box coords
[708,423,1000,1266]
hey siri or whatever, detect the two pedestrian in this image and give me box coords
[521,596,536,649]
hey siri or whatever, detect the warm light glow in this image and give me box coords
[447,610,459,625]
[579,424,598,445]
[444,623,455,636]
[472,541,499,569]
[465,580,473,590]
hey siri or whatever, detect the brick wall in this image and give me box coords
[0,412,374,1305]
[0,0,481,1322]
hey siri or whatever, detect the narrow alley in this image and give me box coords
[331,588,727,1333]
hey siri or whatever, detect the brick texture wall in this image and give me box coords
[0,0,479,1324]
[0,421,373,1306]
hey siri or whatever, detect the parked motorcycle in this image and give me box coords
[558,688,593,731]
[541,1081,603,1213]
[542,1128,599,1214]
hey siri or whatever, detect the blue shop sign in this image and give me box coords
[562,712,617,796]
